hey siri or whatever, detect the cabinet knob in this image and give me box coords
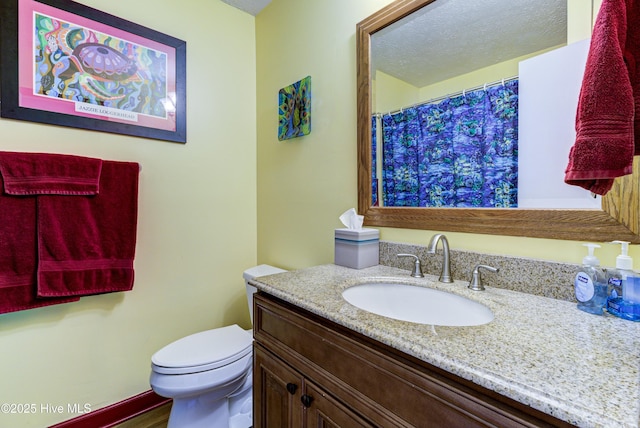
[286,383,298,395]
[300,394,314,408]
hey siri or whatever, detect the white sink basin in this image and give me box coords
[342,282,493,326]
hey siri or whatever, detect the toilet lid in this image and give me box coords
[151,325,252,375]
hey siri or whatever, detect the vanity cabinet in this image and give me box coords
[253,292,575,428]
[254,345,373,427]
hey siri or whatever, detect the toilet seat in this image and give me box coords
[152,325,252,375]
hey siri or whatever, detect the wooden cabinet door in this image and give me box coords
[302,381,375,428]
[255,343,375,428]
[254,344,303,428]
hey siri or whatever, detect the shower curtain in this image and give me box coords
[381,80,518,207]
[371,115,378,206]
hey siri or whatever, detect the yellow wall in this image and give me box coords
[374,70,420,114]
[256,0,395,270]
[256,0,640,272]
[416,47,558,102]
[0,1,257,426]
[374,48,559,114]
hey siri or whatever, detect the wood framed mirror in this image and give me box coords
[356,0,640,243]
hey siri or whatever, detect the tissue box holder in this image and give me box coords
[334,228,379,269]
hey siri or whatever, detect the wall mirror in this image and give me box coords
[357,0,640,242]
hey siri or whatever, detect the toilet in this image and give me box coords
[149,264,286,428]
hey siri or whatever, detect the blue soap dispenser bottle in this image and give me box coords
[607,241,640,321]
[606,241,632,302]
[575,243,607,315]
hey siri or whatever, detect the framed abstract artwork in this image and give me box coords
[0,0,187,143]
[278,75,311,141]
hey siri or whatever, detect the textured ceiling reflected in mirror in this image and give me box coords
[372,0,566,88]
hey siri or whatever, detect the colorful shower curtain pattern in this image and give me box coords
[380,80,518,208]
[371,115,378,206]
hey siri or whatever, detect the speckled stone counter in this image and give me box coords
[251,264,640,428]
[380,241,579,301]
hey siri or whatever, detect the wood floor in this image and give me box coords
[113,402,171,428]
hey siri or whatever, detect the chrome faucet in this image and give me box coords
[427,234,453,283]
[397,254,424,278]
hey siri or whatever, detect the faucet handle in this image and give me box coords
[468,264,499,291]
[397,254,424,278]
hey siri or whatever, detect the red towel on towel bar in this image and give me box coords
[37,160,139,297]
[564,0,640,195]
[0,172,80,314]
[0,151,102,195]
[0,152,139,313]
[0,152,97,314]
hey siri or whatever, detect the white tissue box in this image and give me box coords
[334,228,379,269]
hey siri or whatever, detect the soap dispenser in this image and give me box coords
[575,243,607,315]
[606,241,640,321]
[606,241,632,302]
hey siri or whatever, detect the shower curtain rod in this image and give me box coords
[374,75,518,118]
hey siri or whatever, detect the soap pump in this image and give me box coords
[574,243,607,315]
[613,240,633,271]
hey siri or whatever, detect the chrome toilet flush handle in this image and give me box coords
[468,264,499,291]
[397,254,424,278]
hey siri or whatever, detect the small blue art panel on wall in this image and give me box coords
[278,76,311,141]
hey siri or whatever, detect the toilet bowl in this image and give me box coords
[149,264,286,428]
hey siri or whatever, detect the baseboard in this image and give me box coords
[49,390,171,428]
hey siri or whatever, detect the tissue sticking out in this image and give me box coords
[339,208,364,230]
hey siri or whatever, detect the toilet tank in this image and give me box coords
[243,264,287,324]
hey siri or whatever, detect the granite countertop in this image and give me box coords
[251,264,640,428]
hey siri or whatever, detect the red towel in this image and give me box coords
[37,160,139,297]
[0,152,139,314]
[564,0,640,195]
[0,173,79,315]
[0,151,102,195]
